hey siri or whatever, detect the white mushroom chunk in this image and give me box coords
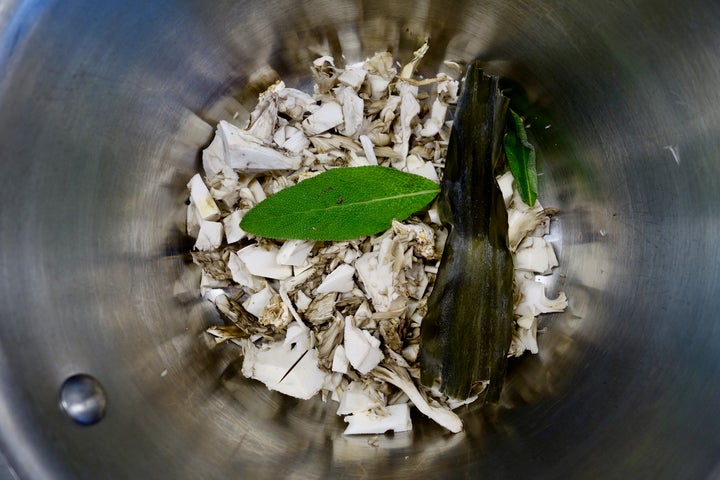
[194,221,223,251]
[343,404,412,435]
[427,206,441,225]
[379,95,401,125]
[338,87,364,137]
[305,293,336,325]
[242,285,274,318]
[246,81,282,143]
[309,134,361,156]
[222,209,247,244]
[338,63,367,89]
[187,173,221,221]
[497,171,515,208]
[282,265,316,292]
[402,343,419,363]
[217,120,301,172]
[278,87,316,120]
[302,102,344,135]
[515,271,568,318]
[236,245,292,280]
[508,205,547,251]
[508,317,539,357]
[373,364,463,433]
[273,125,310,154]
[317,264,356,294]
[419,98,448,138]
[514,237,559,275]
[336,380,385,415]
[344,319,384,375]
[241,338,327,400]
[367,74,390,100]
[226,251,265,291]
[247,178,267,204]
[355,236,405,312]
[332,345,350,373]
[209,167,242,209]
[392,82,420,162]
[294,290,312,313]
[437,78,459,103]
[324,372,345,395]
[285,128,312,155]
[359,135,378,165]
[202,134,225,180]
[277,239,315,266]
[284,321,311,350]
[406,154,440,183]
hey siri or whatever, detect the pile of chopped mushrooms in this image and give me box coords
[186,44,568,434]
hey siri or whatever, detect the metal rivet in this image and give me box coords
[59,373,107,425]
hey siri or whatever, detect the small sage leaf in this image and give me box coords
[240,166,440,241]
[504,109,538,207]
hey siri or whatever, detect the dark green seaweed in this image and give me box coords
[419,62,514,401]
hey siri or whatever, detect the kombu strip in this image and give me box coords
[419,62,514,402]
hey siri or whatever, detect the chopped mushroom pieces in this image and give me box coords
[317,264,356,294]
[216,120,302,172]
[194,221,223,251]
[192,45,567,434]
[240,336,327,400]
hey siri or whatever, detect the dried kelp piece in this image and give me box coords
[419,63,514,402]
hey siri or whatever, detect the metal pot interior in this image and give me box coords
[1,1,720,478]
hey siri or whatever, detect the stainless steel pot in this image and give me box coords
[2,1,719,478]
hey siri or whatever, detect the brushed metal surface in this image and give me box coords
[1,0,720,478]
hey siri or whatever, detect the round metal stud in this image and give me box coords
[59,373,108,425]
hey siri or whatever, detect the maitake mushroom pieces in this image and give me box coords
[188,47,567,434]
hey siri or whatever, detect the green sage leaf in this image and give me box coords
[240,166,440,241]
[504,109,538,207]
